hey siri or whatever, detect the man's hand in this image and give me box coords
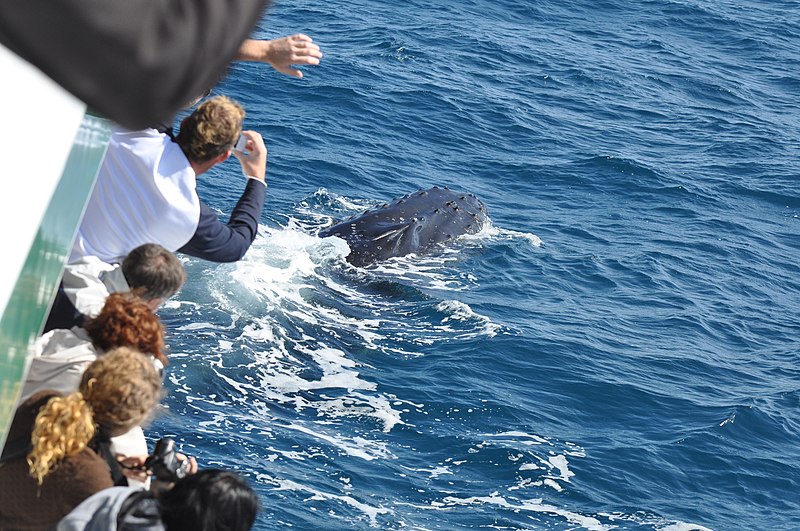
[237,34,322,79]
[231,130,267,182]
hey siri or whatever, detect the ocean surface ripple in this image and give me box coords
[153,0,799,529]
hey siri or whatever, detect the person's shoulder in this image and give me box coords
[51,448,116,510]
[111,126,164,139]
[65,256,118,277]
[56,486,143,531]
[34,327,94,357]
[101,265,129,292]
[59,445,116,490]
[111,127,174,155]
[11,390,61,427]
[21,389,60,409]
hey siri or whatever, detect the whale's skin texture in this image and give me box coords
[319,187,489,267]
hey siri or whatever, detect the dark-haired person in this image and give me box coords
[0,348,163,529]
[44,242,186,333]
[56,469,259,531]
[71,95,267,265]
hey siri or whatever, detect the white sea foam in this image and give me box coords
[601,511,715,531]
[405,465,454,479]
[472,221,543,248]
[436,300,501,337]
[191,225,410,431]
[274,478,392,527]
[175,321,216,331]
[547,454,575,482]
[302,187,373,213]
[369,250,471,292]
[484,431,550,445]
[475,431,583,493]
[284,422,394,462]
[434,494,610,530]
[658,524,714,531]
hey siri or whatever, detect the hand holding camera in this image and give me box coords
[231,130,267,182]
[145,437,194,482]
[118,437,197,484]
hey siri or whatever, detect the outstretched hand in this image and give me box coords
[237,34,323,78]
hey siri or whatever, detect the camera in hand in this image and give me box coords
[233,134,248,153]
[145,437,190,482]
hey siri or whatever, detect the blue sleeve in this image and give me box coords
[177,179,266,263]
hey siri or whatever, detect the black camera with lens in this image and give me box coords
[144,437,190,482]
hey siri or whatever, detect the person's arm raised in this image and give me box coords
[177,131,268,263]
[236,34,322,79]
[0,0,270,130]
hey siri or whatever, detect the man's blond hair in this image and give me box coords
[177,95,245,163]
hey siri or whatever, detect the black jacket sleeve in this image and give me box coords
[178,179,266,263]
[42,283,86,334]
[0,0,270,130]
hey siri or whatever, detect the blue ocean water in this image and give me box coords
[151,1,800,529]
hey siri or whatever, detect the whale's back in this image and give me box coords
[319,187,488,267]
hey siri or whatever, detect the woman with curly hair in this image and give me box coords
[19,291,168,482]
[0,347,163,529]
[21,291,167,403]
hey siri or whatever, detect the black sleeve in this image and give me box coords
[42,282,86,334]
[0,0,270,130]
[178,179,266,263]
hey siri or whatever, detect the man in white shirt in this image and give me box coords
[70,96,268,265]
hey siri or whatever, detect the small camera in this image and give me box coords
[145,437,190,482]
[233,134,248,153]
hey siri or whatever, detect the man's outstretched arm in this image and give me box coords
[0,0,270,130]
[236,34,323,79]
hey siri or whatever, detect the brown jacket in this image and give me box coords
[0,391,114,530]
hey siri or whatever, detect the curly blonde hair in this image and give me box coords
[83,291,168,366]
[176,95,245,163]
[27,347,162,484]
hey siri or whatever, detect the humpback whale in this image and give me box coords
[319,186,489,267]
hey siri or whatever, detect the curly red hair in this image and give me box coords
[83,292,167,365]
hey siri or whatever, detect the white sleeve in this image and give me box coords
[62,257,122,318]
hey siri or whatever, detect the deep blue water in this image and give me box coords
[150,1,800,529]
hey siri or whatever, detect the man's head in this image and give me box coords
[176,95,245,164]
[122,243,186,308]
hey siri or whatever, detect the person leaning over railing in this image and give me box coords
[22,291,168,486]
[57,469,259,531]
[0,347,168,529]
[0,1,322,130]
[44,243,186,333]
[71,96,268,266]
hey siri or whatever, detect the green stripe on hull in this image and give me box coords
[0,114,110,447]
